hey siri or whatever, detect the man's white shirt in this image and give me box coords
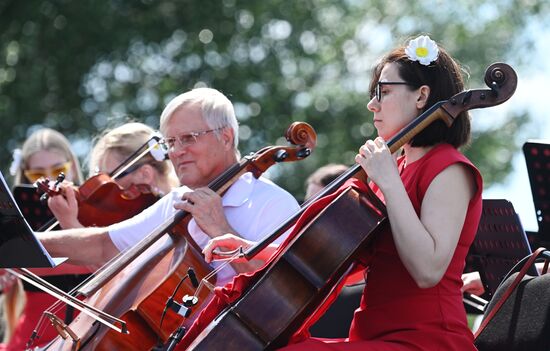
[108,172,299,284]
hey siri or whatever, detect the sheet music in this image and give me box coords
[0,171,67,268]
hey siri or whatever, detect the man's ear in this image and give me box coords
[416,85,431,110]
[221,127,234,150]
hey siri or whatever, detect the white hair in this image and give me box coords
[159,88,240,157]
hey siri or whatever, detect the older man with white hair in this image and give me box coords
[37,88,299,284]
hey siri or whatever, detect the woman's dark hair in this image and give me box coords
[368,38,470,148]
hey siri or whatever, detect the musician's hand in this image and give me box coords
[174,187,235,238]
[461,271,485,296]
[48,185,83,229]
[355,137,400,192]
[202,233,253,263]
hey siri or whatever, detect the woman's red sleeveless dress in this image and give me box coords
[281,143,483,351]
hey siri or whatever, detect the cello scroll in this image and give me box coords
[442,62,517,120]
[248,122,316,176]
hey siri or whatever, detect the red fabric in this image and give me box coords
[343,270,366,286]
[282,144,483,351]
[178,178,372,350]
[0,291,75,351]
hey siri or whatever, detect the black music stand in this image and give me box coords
[0,171,65,268]
[467,199,535,299]
[523,140,550,243]
[13,184,55,230]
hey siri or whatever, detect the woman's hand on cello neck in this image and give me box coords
[355,137,401,193]
[202,233,253,263]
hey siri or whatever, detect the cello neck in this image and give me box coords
[77,122,317,296]
[77,160,250,297]
[244,102,454,259]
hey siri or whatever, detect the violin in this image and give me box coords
[39,122,316,350]
[184,63,518,350]
[35,173,159,227]
[34,135,167,229]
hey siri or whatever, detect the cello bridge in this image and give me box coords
[44,311,81,349]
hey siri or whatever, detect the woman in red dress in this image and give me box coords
[204,35,482,351]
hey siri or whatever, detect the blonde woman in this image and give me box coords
[48,122,179,229]
[12,128,83,186]
[2,123,178,349]
[2,128,85,350]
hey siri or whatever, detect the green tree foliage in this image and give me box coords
[1,0,547,197]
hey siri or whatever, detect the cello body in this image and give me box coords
[43,229,214,350]
[189,187,387,350]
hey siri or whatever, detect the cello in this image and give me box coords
[185,63,518,350]
[37,122,316,350]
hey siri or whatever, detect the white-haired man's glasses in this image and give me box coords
[162,127,224,150]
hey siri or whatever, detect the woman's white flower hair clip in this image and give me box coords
[405,35,439,66]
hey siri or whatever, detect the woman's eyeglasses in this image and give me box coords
[24,161,72,183]
[162,127,224,150]
[372,81,415,102]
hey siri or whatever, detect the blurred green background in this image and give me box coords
[1,0,548,201]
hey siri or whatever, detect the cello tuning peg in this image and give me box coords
[460,90,473,105]
[273,149,289,162]
[296,148,311,159]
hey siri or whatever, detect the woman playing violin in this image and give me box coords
[1,128,86,351]
[204,35,483,351]
[3,124,176,350]
[48,122,179,229]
